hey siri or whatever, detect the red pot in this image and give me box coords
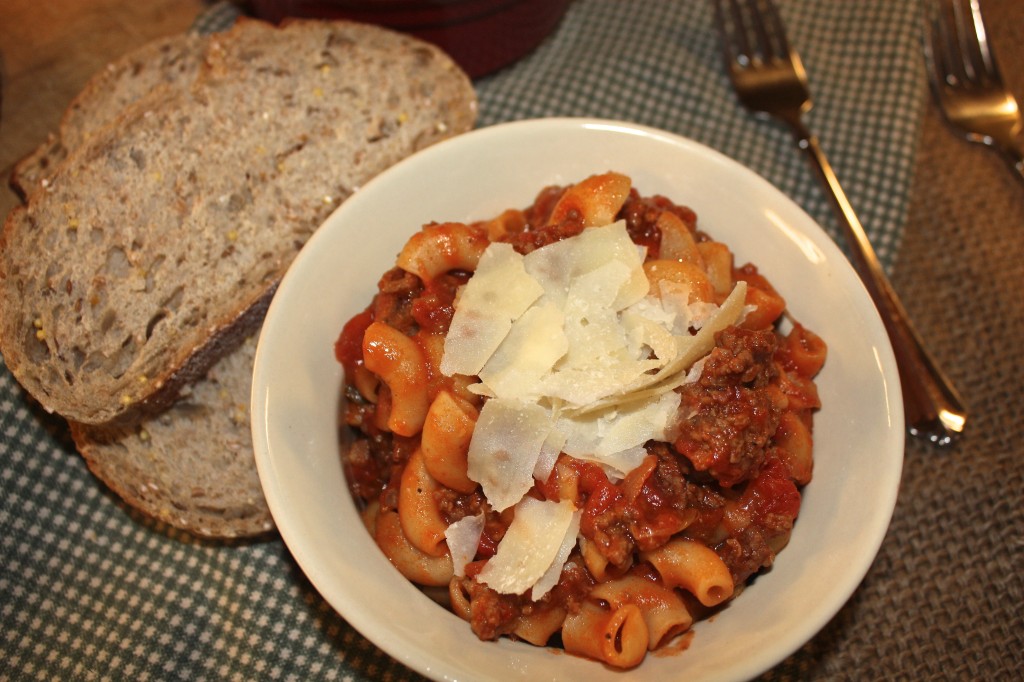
[247,0,572,78]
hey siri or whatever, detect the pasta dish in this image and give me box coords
[335,172,825,668]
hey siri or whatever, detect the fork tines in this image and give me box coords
[711,0,793,66]
[927,0,1002,90]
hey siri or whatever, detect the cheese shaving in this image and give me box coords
[477,302,567,401]
[467,399,552,512]
[531,506,582,600]
[440,243,544,377]
[477,498,578,595]
[572,280,746,416]
[445,513,485,577]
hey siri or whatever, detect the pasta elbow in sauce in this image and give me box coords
[335,173,826,669]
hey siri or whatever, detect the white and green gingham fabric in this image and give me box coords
[3,1,927,680]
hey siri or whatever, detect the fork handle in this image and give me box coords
[791,126,968,445]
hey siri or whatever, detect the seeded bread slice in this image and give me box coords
[0,17,477,426]
[0,83,273,425]
[70,335,273,538]
[9,32,207,200]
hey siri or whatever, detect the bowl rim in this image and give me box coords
[251,116,905,682]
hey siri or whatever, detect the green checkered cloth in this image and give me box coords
[2,1,951,680]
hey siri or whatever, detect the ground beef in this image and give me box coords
[673,326,783,487]
[410,272,466,334]
[462,555,596,643]
[435,488,486,524]
[464,578,523,641]
[619,189,700,255]
[640,443,728,546]
[716,525,775,585]
[586,508,636,567]
[523,185,566,229]
[506,217,586,255]
[625,445,701,551]
[373,267,422,335]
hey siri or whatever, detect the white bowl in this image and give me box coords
[251,118,904,681]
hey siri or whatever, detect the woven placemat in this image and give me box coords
[768,1,1024,675]
[762,104,1024,682]
[3,0,1022,680]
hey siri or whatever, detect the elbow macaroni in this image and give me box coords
[337,172,826,668]
[362,321,429,437]
[547,171,632,228]
[421,391,479,494]
[641,539,735,608]
[562,601,649,669]
[398,448,450,557]
[374,507,454,587]
[589,573,694,650]
[396,222,488,282]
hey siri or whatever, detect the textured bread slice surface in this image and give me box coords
[70,336,273,538]
[9,32,208,200]
[1,84,270,425]
[0,17,477,426]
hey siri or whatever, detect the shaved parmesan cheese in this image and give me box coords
[477,498,577,595]
[570,223,647,298]
[449,225,750,488]
[523,237,575,308]
[553,391,680,479]
[441,243,544,377]
[595,390,681,456]
[621,302,680,361]
[572,281,747,416]
[652,280,697,333]
[533,428,567,483]
[477,302,567,401]
[467,399,552,512]
[559,261,633,367]
[539,358,662,407]
[445,514,485,577]
[532,507,582,599]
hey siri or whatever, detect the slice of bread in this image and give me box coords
[9,32,207,200]
[70,335,273,538]
[0,17,477,426]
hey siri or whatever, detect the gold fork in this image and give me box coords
[711,0,967,445]
[925,0,1024,181]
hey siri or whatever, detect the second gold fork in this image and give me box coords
[925,0,1024,182]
